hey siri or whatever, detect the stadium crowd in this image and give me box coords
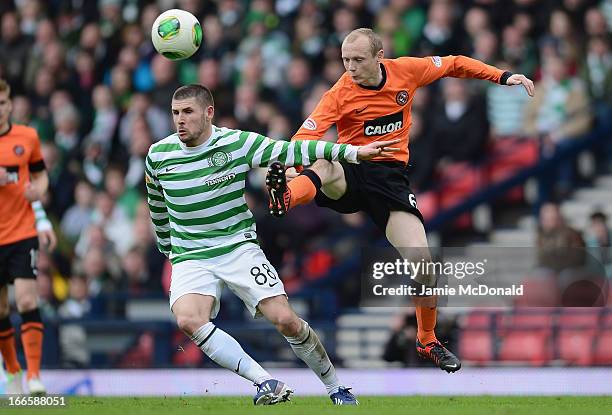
[0,0,610,332]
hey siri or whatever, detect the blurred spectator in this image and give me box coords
[407,110,435,192]
[584,209,612,275]
[524,54,592,199]
[536,202,585,273]
[383,312,420,366]
[149,55,180,109]
[58,275,91,368]
[104,164,141,220]
[90,189,134,256]
[119,92,171,146]
[580,35,612,126]
[0,11,30,94]
[61,180,95,243]
[418,0,459,56]
[120,246,160,295]
[124,115,153,188]
[430,78,489,164]
[86,85,119,154]
[487,61,531,138]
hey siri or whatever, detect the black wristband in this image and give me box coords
[500,71,513,85]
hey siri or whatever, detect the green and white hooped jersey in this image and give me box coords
[145,125,359,264]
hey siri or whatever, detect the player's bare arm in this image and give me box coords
[25,170,49,202]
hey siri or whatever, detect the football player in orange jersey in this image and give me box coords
[0,79,54,395]
[266,29,534,373]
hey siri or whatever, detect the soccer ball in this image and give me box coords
[151,9,202,61]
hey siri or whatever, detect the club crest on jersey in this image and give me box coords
[13,145,24,156]
[364,110,403,136]
[302,118,317,131]
[396,90,408,106]
[208,151,232,167]
[431,56,442,67]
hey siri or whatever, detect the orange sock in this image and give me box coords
[288,174,318,208]
[20,314,44,380]
[416,306,438,345]
[0,325,22,374]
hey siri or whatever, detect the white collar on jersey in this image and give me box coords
[178,125,221,153]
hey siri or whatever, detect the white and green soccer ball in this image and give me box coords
[151,9,202,61]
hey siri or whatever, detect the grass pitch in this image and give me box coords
[5,396,611,415]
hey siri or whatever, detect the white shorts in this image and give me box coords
[169,243,286,318]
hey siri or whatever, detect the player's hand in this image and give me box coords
[357,139,402,160]
[0,167,8,186]
[506,74,535,97]
[24,182,41,201]
[38,229,57,252]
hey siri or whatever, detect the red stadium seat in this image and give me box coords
[497,310,555,332]
[416,191,438,222]
[557,329,596,365]
[486,138,539,203]
[557,308,601,329]
[459,330,494,363]
[498,330,552,364]
[602,311,612,328]
[462,310,494,329]
[593,330,612,365]
[437,162,486,230]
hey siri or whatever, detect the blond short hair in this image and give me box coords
[343,28,383,57]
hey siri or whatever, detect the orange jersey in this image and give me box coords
[0,124,45,245]
[292,55,504,163]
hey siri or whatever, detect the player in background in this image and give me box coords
[266,28,534,373]
[145,84,398,405]
[0,79,56,395]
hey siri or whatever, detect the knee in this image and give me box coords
[271,312,301,337]
[310,160,336,183]
[175,313,208,336]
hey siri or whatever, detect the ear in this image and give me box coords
[376,49,384,63]
[206,105,214,119]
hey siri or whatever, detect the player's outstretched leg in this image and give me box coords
[266,162,291,217]
[259,296,358,405]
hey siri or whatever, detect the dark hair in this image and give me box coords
[590,210,607,222]
[172,84,214,109]
[344,28,383,57]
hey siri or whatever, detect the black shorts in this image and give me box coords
[314,161,424,231]
[0,237,39,285]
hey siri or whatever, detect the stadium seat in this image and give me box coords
[458,330,494,363]
[556,329,596,366]
[498,331,552,364]
[557,308,601,329]
[437,162,486,230]
[462,310,495,329]
[593,330,612,365]
[496,310,555,332]
[601,311,612,328]
[416,191,438,222]
[486,138,539,203]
